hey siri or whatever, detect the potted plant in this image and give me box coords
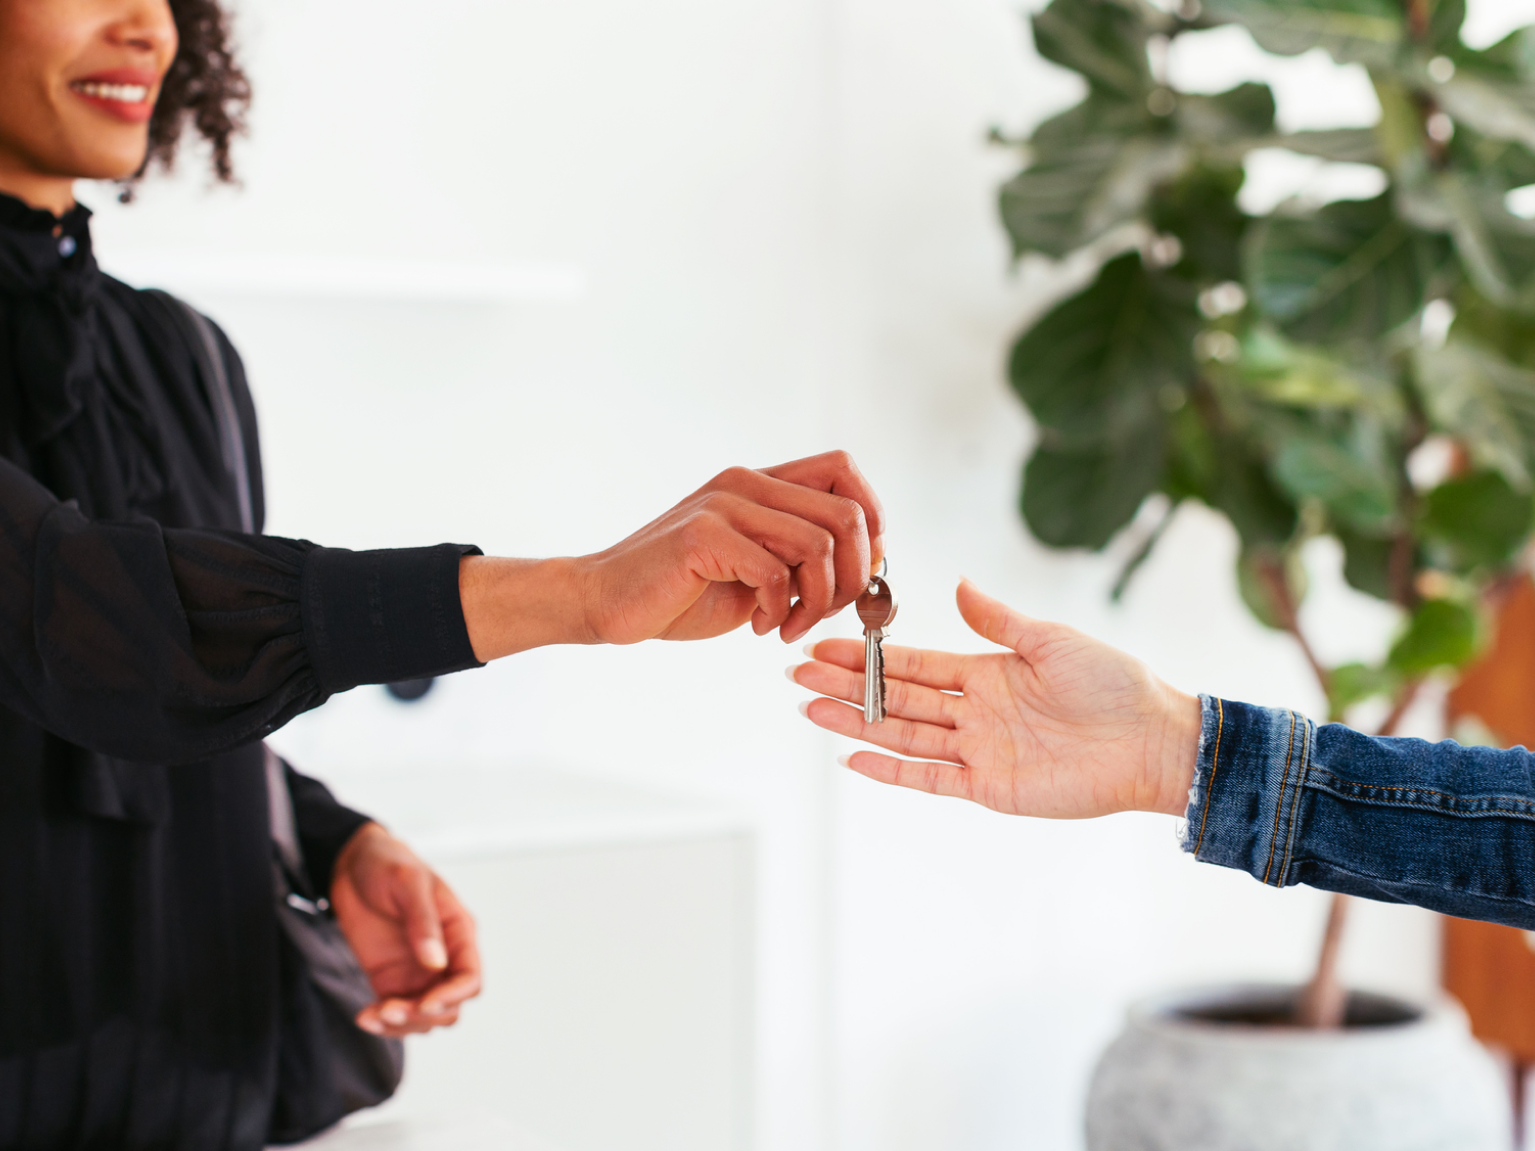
[997,0,1535,1143]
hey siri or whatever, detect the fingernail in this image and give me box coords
[785,665,800,684]
[802,643,817,658]
[380,1003,408,1026]
[421,1000,448,1017]
[357,1015,385,1035]
[837,754,852,768]
[418,939,448,970]
[798,701,812,719]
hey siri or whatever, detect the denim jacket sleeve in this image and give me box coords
[1182,695,1535,929]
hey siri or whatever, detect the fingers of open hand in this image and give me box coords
[709,464,874,617]
[805,638,969,692]
[841,750,974,801]
[801,696,961,763]
[792,658,958,728]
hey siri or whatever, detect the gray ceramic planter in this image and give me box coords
[1085,984,1509,1151]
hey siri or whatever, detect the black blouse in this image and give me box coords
[0,193,482,1148]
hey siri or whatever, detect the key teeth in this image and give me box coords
[877,640,887,721]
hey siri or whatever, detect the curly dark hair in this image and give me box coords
[120,0,250,200]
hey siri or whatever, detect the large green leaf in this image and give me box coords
[1434,40,1535,153]
[1229,326,1402,417]
[1335,527,1397,599]
[1245,193,1454,342]
[1000,81,1275,261]
[1410,172,1535,312]
[1414,339,1535,486]
[1388,598,1478,674]
[1010,252,1199,445]
[1164,404,1300,546]
[1479,25,1535,79]
[1174,83,1278,145]
[1425,0,1466,54]
[1214,447,1301,545]
[1446,128,1535,197]
[1433,77,1535,152]
[1418,469,1535,571]
[1149,165,1248,282]
[1031,0,1152,100]
[1270,426,1399,531]
[1021,436,1165,548]
[1000,96,1184,258]
[1328,660,1400,716]
[1452,283,1535,369]
[1271,128,1382,164]
[1201,0,1405,69]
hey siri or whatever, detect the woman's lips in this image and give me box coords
[69,77,156,124]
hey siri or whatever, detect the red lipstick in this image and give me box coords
[69,68,159,124]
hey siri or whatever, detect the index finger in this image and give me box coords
[760,451,886,568]
[806,638,969,692]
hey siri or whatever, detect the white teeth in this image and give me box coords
[72,81,149,104]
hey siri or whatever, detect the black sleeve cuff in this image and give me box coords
[300,543,485,695]
[282,761,373,895]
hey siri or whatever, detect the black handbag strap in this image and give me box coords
[149,291,403,1132]
[146,289,255,533]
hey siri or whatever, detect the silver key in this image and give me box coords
[856,566,898,723]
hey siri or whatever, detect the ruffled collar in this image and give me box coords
[0,191,97,298]
[0,191,104,444]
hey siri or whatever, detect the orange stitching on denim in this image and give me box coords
[1262,710,1297,886]
[1193,699,1224,857]
[1278,718,1310,883]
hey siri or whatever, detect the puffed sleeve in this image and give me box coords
[0,454,483,764]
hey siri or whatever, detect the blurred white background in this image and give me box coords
[81,0,1535,1148]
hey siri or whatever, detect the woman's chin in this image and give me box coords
[48,129,150,185]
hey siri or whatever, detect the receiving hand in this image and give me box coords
[460,450,886,659]
[791,580,1201,818]
[330,822,482,1038]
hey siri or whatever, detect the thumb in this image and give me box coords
[398,865,448,971]
[956,579,1050,657]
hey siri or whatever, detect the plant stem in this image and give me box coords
[1295,892,1351,1028]
[1111,499,1180,602]
[1377,677,1424,741]
[1258,557,1332,695]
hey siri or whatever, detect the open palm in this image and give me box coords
[793,581,1199,819]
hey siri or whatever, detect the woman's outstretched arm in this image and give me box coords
[792,580,1535,930]
[0,449,882,764]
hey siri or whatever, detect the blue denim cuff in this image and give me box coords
[1180,695,1318,888]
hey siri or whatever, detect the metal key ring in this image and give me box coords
[873,556,887,582]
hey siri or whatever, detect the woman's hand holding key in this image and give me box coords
[792,580,1202,819]
[459,450,886,660]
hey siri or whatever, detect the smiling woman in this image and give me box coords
[0,0,247,212]
[0,1,885,1144]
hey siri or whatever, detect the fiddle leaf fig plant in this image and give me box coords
[1001,0,1535,730]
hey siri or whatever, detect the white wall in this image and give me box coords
[82,1,1535,1148]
